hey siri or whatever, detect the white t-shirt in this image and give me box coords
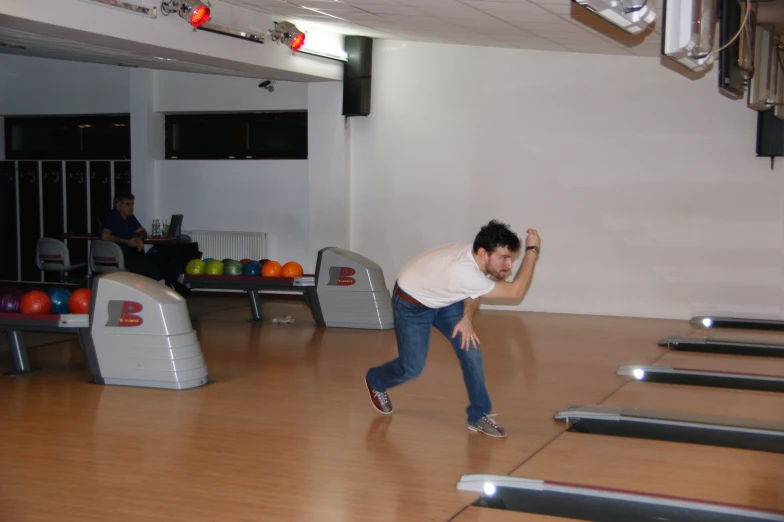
[396,242,496,308]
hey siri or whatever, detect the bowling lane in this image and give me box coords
[510,432,784,511]
[453,507,580,521]
[683,327,784,345]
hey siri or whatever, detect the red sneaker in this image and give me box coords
[365,377,393,414]
[468,414,507,438]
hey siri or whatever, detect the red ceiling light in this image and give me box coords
[270,21,306,52]
[289,32,305,51]
[160,0,211,29]
[188,4,210,27]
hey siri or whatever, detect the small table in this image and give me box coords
[63,233,178,245]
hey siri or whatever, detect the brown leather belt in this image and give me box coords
[394,285,423,307]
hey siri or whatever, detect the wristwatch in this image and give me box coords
[526,246,540,255]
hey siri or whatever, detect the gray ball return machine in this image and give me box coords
[456,474,784,521]
[616,365,784,393]
[690,315,784,332]
[553,404,784,454]
[658,314,784,357]
[183,247,394,330]
[0,272,209,390]
[659,335,784,358]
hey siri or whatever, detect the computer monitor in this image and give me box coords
[168,214,183,239]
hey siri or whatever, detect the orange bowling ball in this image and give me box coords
[281,261,304,278]
[19,290,52,314]
[69,288,92,314]
[261,260,282,277]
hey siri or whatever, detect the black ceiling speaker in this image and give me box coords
[343,35,373,117]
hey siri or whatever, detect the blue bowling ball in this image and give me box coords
[47,288,72,315]
[242,260,261,276]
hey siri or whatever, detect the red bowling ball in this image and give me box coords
[19,290,52,315]
[69,288,92,314]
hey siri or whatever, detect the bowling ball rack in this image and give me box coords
[0,312,96,376]
[184,247,394,330]
[182,274,323,324]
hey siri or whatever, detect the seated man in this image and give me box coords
[101,193,191,295]
[101,193,154,273]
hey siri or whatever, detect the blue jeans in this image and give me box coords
[366,290,492,424]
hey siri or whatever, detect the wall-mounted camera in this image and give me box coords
[259,80,276,92]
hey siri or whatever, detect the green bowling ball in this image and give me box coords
[186,259,206,275]
[223,260,243,276]
[205,260,224,275]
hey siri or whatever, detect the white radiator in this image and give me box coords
[185,230,267,261]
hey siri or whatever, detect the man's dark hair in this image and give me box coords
[114,193,135,206]
[473,220,521,254]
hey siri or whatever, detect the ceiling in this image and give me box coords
[0,0,666,81]
[224,0,663,56]
[0,26,272,78]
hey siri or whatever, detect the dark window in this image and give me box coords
[165,112,307,160]
[4,115,130,160]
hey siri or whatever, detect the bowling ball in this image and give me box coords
[47,288,72,315]
[242,261,261,276]
[259,259,269,266]
[0,287,22,313]
[221,258,233,264]
[205,260,224,276]
[186,259,206,275]
[223,260,243,276]
[203,258,214,264]
[281,261,304,278]
[261,260,282,277]
[69,288,92,314]
[240,258,250,265]
[19,290,52,315]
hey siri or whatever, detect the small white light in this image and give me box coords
[483,482,496,496]
[702,318,713,328]
[632,368,645,380]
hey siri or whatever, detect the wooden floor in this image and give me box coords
[2,294,783,521]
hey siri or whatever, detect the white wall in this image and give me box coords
[0,54,130,115]
[350,41,783,320]
[10,41,776,322]
[154,72,307,113]
[156,160,310,266]
[307,82,349,263]
[153,70,320,269]
[130,68,164,228]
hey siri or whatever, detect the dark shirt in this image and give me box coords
[102,208,143,240]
